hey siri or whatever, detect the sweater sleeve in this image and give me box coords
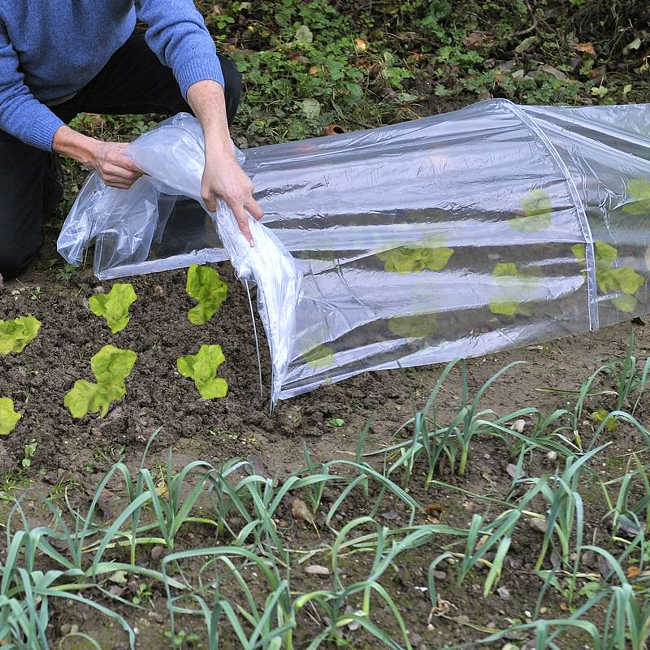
[134,0,224,99]
[0,23,64,151]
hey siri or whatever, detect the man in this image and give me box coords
[0,0,263,281]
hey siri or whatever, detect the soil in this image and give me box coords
[1,221,649,648]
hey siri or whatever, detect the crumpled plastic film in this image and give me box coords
[58,100,650,401]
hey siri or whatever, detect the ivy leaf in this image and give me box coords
[64,345,137,418]
[509,189,552,232]
[89,283,137,333]
[0,397,21,435]
[623,178,650,215]
[177,345,228,399]
[0,315,41,354]
[186,265,228,325]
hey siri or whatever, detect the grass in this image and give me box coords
[1,346,649,648]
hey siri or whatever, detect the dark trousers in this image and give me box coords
[0,31,241,280]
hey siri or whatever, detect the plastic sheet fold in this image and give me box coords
[58,100,650,402]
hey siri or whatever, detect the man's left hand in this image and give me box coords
[201,151,264,245]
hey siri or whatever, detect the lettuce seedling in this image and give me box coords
[572,241,644,312]
[89,283,137,333]
[186,265,228,325]
[489,262,539,316]
[0,315,41,354]
[623,178,650,215]
[177,345,228,399]
[0,397,20,435]
[65,345,137,418]
[509,189,552,232]
[379,237,454,274]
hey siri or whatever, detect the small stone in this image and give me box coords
[432,570,447,582]
[60,624,71,636]
[510,419,526,433]
[70,624,79,634]
[528,517,547,534]
[92,285,105,294]
[497,586,511,600]
[305,564,330,576]
[546,450,558,462]
[150,545,164,561]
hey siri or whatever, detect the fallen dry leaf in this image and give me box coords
[626,565,641,579]
[575,42,596,56]
[462,31,492,48]
[291,497,319,536]
[323,124,345,136]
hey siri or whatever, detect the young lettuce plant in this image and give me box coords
[64,345,137,418]
[177,345,228,399]
[0,397,21,435]
[89,283,137,333]
[0,315,41,354]
[186,264,228,325]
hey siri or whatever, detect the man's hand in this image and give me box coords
[187,80,264,245]
[201,151,264,244]
[53,125,143,189]
[90,141,142,189]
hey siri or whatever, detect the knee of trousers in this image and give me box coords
[0,240,40,281]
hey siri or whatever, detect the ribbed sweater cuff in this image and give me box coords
[176,58,225,99]
[27,111,65,152]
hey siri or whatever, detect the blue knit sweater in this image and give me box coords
[0,1,224,151]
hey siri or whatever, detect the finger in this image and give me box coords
[231,203,254,246]
[245,197,264,221]
[202,192,217,212]
[116,153,142,173]
[104,178,132,189]
[103,163,141,183]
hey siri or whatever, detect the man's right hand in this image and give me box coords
[91,141,142,189]
[53,125,142,189]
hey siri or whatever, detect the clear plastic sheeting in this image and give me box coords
[58,100,650,402]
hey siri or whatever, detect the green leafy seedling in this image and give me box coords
[89,283,137,333]
[509,188,552,232]
[590,408,618,432]
[379,243,454,274]
[573,241,644,312]
[177,345,228,399]
[622,178,650,215]
[489,262,538,316]
[0,315,41,354]
[65,345,138,418]
[0,397,21,435]
[186,265,228,325]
